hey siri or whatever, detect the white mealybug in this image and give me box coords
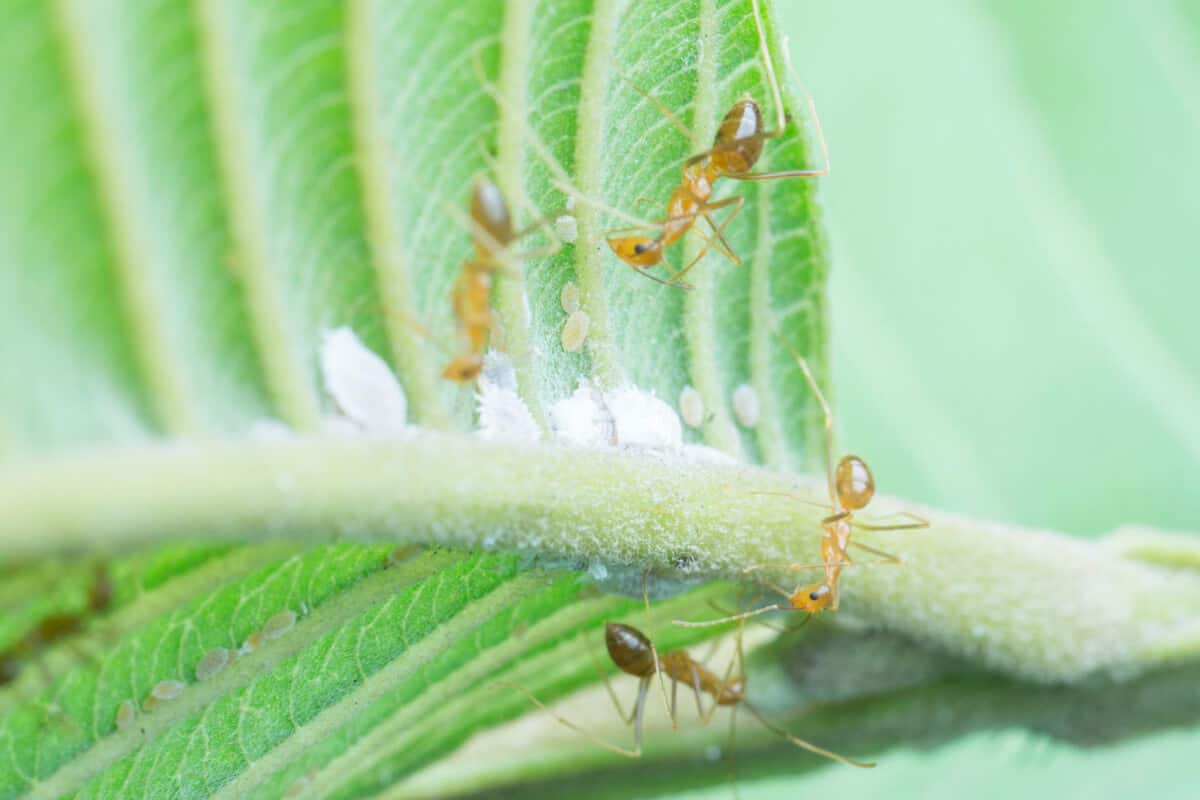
[732,383,761,428]
[604,387,683,451]
[549,384,615,448]
[560,309,590,353]
[319,327,408,435]
[476,351,540,443]
[678,386,704,428]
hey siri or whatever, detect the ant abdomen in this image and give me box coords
[713,98,765,173]
[469,177,513,250]
[605,622,657,678]
[835,455,875,510]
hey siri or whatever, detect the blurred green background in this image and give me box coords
[749,0,1197,797]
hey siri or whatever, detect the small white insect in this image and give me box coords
[732,383,761,428]
[604,387,683,451]
[262,610,297,641]
[476,351,540,443]
[549,384,615,448]
[560,309,590,353]
[555,214,578,244]
[319,327,409,435]
[678,386,704,428]
[195,647,231,682]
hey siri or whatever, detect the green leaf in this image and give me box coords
[2,0,1199,799]
[0,0,834,796]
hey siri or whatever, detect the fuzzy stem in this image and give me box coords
[2,434,1199,686]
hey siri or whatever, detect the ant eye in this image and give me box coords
[809,591,821,601]
[633,242,648,255]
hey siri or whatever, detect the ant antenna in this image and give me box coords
[769,321,836,506]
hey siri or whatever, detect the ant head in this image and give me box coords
[835,455,874,511]
[470,176,514,249]
[441,353,484,383]
[791,583,834,614]
[607,235,661,267]
[712,98,765,173]
[605,622,657,678]
[716,676,746,706]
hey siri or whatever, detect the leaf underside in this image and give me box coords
[0,0,837,797]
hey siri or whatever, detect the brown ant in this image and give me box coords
[605,0,830,289]
[0,562,112,687]
[676,333,928,629]
[507,615,872,768]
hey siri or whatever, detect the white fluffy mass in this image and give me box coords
[475,351,540,443]
[549,384,615,448]
[549,382,683,453]
[319,327,409,435]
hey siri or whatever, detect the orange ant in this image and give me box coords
[675,333,928,629]
[0,562,112,687]
[508,614,872,769]
[403,175,557,383]
[605,0,830,289]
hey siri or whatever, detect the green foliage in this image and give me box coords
[0,0,832,796]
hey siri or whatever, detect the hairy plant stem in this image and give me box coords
[3,434,1199,687]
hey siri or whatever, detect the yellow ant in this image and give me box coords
[675,332,928,629]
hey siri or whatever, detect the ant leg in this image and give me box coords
[742,700,875,769]
[769,331,837,506]
[673,603,787,628]
[641,570,675,730]
[726,702,742,800]
[495,676,644,758]
[665,196,744,286]
[689,663,709,721]
[614,67,694,142]
[691,194,745,266]
[748,0,832,176]
[853,511,931,531]
[749,490,837,516]
[727,165,828,181]
[588,641,633,723]
[709,600,786,634]
[848,541,903,564]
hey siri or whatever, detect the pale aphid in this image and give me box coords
[678,386,705,428]
[195,647,231,682]
[561,309,590,353]
[732,383,760,428]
